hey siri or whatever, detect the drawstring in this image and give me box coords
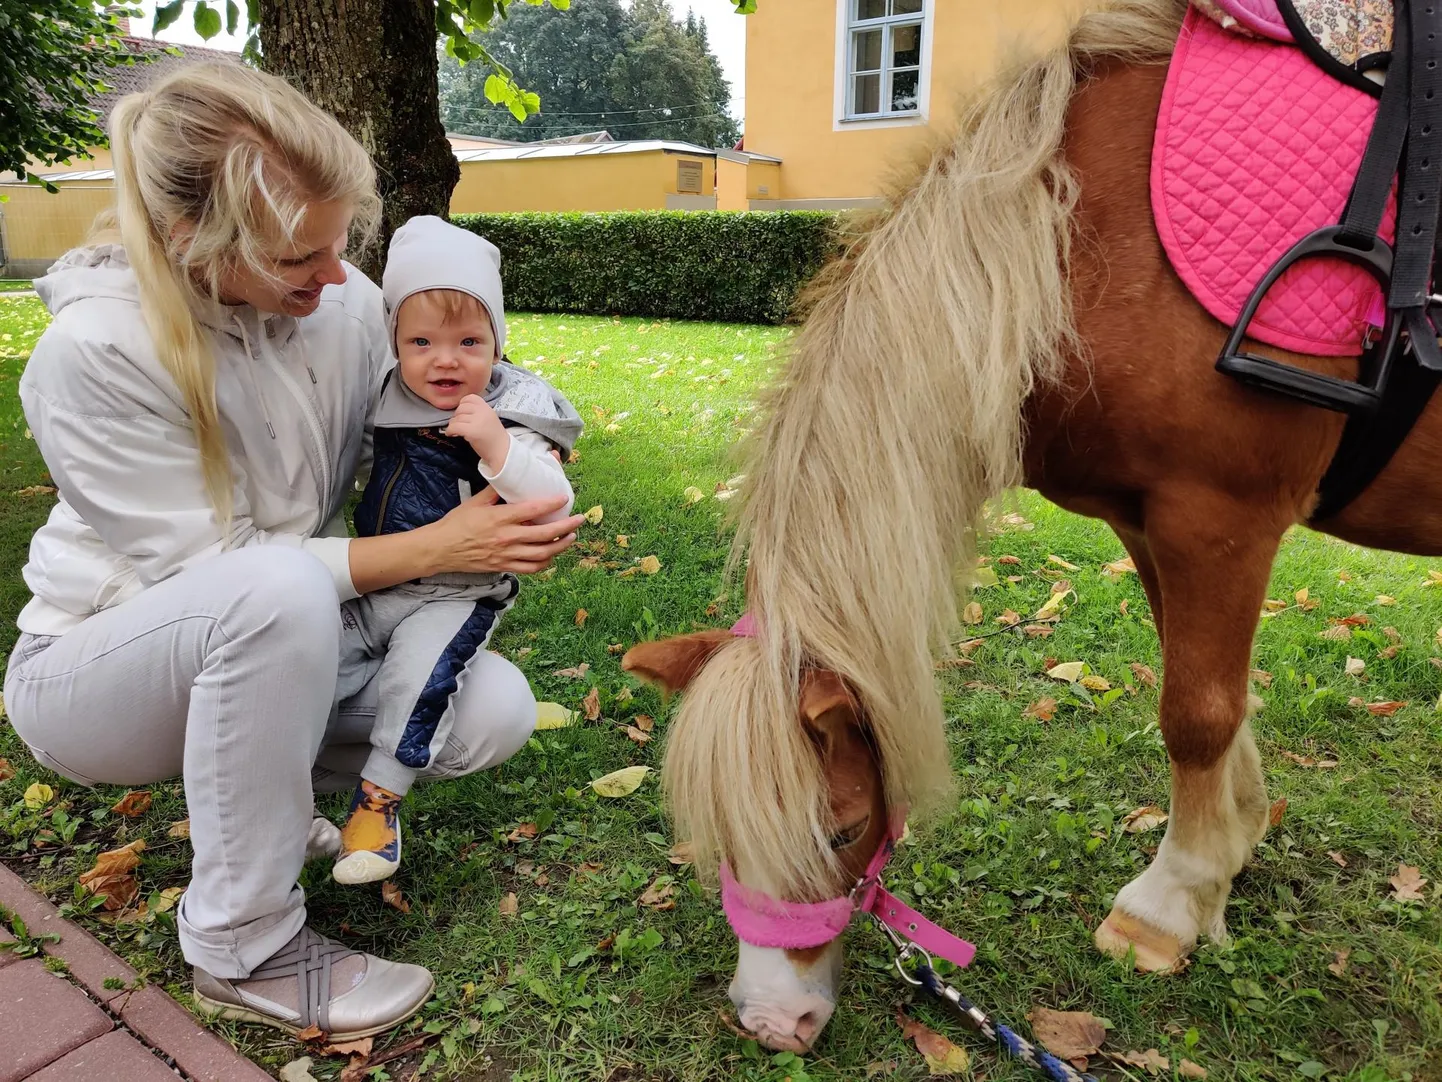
[231,313,277,439]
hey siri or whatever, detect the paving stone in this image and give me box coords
[0,959,112,1082]
[119,986,273,1082]
[24,1028,180,1082]
[0,863,139,1003]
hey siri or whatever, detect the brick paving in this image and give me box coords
[0,862,272,1081]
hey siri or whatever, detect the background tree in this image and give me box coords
[439,0,738,148]
[1,0,141,182]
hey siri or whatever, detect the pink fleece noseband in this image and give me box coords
[718,616,976,968]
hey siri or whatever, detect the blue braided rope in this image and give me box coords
[914,964,1099,1082]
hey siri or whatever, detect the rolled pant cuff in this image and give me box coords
[178,888,307,979]
[361,749,420,797]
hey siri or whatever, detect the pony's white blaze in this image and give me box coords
[729,941,842,1052]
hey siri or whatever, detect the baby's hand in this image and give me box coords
[445,394,508,463]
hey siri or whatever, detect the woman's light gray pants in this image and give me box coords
[3,547,536,978]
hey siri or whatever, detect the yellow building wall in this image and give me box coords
[747,160,782,202]
[0,181,114,274]
[744,0,1088,202]
[716,158,749,211]
[450,151,715,214]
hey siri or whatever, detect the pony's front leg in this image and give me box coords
[1095,494,1281,971]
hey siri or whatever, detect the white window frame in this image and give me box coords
[834,0,933,131]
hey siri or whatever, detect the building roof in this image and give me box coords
[447,130,615,148]
[453,139,752,163]
[1,169,115,184]
[86,37,241,128]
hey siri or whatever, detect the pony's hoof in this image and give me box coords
[1094,910,1189,973]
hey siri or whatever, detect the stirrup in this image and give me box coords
[1215,225,1398,415]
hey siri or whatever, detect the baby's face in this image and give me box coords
[395,296,497,411]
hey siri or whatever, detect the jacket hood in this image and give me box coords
[381,216,506,356]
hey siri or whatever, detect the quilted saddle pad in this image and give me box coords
[1152,6,1394,356]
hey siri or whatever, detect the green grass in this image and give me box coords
[0,281,34,293]
[0,298,1438,1082]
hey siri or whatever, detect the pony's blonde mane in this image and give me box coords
[664,0,1185,901]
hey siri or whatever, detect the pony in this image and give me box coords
[624,0,1438,1053]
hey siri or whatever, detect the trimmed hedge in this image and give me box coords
[451,211,841,325]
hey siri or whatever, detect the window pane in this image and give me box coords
[891,23,921,67]
[852,29,882,73]
[891,0,923,13]
[890,68,920,112]
[855,0,886,20]
[854,73,881,114]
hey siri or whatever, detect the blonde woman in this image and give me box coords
[2,63,582,1039]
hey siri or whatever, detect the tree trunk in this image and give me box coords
[258,0,459,281]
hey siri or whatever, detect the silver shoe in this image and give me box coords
[193,926,434,1041]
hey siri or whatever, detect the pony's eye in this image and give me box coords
[828,817,870,850]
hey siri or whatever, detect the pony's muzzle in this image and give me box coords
[729,941,841,1051]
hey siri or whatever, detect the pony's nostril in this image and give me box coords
[794,1010,825,1046]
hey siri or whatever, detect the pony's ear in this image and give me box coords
[799,669,864,759]
[622,630,734,693]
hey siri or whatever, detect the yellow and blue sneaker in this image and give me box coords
[332,780,403,885]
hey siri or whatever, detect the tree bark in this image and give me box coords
[258,0,459,281]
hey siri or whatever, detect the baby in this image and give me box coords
[331,215,582,884]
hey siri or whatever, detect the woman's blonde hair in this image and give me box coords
[102,61,381,524]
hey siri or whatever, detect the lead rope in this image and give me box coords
[870,914,1099,1082]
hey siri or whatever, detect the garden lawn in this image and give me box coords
[0,296,1438,1082]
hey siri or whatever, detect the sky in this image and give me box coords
[128,0,748,118]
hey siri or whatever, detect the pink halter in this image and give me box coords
[719,616,976,968]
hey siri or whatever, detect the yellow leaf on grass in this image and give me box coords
[0,758,13,782]
[624,725,651,744]
[1319,625,1352,641]
[591,766,651,797]
[582,687,601,722]
[167,819,191,839]
[1046,661,1087,683]
[574,609,588,627]
[1423,570,1442,587]
[1101,556,1136,580]
[1389,863,1428,901]
[23,782,53,810]
[1122,805,1168,833]
[1079,675,1111,692]
[535,702,576,730]
[897,1010,970,1076]
[962,602,984,625]
[152,886,185,914]
[111,790,152,817]
[1345,656,1365,677]
[1130,662,1158,688]
[1023,697,1057,722]
[683,486,706,504]
[79,839,146,910]
[1376,594,1397,605]
[1047,555,1080,571]
[499,892,519,917]
[583,505,604,525]
[319,1036,373,1059]
[1262,598,1288,613]
[639,555,662,575]
[615,534,629,548]
[1250,669,1273,688]
[1034,590,1070,621]
[577,556,601,571]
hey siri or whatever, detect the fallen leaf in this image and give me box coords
[1376,594,1397,606]
[499,892,519,917]
[515,646,533,658]
[278,1058,320,1082]
[577,556,601,571]
[319,1037,373,1059]
[1051,578,1072,595]
[1250,669,1273,688]
[668,841,696,865]
[1328,850,1348,867]
[13,485,55,498]
[1365,700,1408,716]
[1179,1061,1208,1080]
[1262,598,1288,613]
[638,878,675,909]
[507,822,539,843]
[962,602,984,625]
[1349,696,1366,707]
[1281,750,1338,769]
[582,686,601,721]
[1079,674,1111,692]
[1024,697,1058,722]
[955,638,985,655]
[1034,590,1070,621]
[1345,656,1365,677]
[606,643,625,655]
[1319,625,1353,641]
[591,765,651,797]
[78,840,146,910]
[1329,949,1351,976]
[615,534,630,548]
[897,1009,971,1075]
[380,882,410,913]
[997,608,1021,625]
[1127,662,1157,688]
[1109,1049,1169,1075]
[1379,645,1401,660]
[1336,570,1353,583]
[1024,625,1054,638]
[167,818,190,839]
[1122,805,1168,833]
[22,782,53,810]
[1295,587,1318,610]
[1424,570,1442,587]
[553,663,591,679]
[1389,863,1428,901]
[615,687,633,703]
[1028,1006,1106,1070]
[639,555,662,575]
[998,511,1033,530]
[0,758,12,782]
[1269,797,1288,827]
[111,790,152,817]
[865,1061,900,1078]
[1046,661,1087,683]
[1048,555,1080,570]
[997,555,1022,565]
[633,714,654,732]
[577,862,604,876]
[683,486,706,504]
[574,609,589,627]
[535,702,576,730]
[583,505,604,525]
[1332,614,1372,627]
[1101,556,1136,580]
[624,725,651,744]
[1383,626,1403,644]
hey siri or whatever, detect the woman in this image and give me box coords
[2,62,583,1039]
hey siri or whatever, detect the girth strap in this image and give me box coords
[246,926,360,1034]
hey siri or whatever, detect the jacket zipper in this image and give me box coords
[374,449,407,529]
[266,352,333,531]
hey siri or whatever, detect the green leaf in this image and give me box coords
[468,0,494,26]
[483,73,509,105]
[193,2,222,39]
[482,995,505,1014]
[153,0,186,32]
[226,0,240,35]
[1297,1063,1327,1079]
[549,0,570,8]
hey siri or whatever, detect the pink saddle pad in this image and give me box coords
[1200,0,1293,41]
[1152,6,1393,356]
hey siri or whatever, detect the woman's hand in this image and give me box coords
[428,488,583,575]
